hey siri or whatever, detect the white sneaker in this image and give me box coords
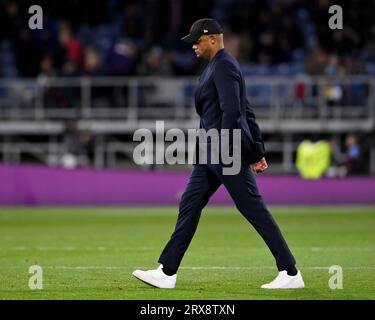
[261,270,305,289]
[132,265,177,289]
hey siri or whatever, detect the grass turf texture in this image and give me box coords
[0,206,374,300]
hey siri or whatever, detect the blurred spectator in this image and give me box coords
[253,30,279,65]
[343,133,362,175]
[296,138,332,179]
[83,46,103,76]
[223,31,245,61]
[305,44,329,75]
[38,53,57,79]
[285,73,312,117]
[14,28,42,77]
[58,22,85,73]
[107,38,138,75]
[327,134,363,177]
[137,46,172,76]
[323,54,344,107]
[0,0,21,40]
[61,121,93,169]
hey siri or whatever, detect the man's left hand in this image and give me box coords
[251,157,268,174]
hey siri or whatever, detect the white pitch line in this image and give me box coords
[0,266,374,270]
[136,266,375,270]
[0,246,373,251]
[0,246,158,251]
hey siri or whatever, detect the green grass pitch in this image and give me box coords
[0,206,374,300]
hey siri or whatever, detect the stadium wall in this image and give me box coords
[1,164,374,206]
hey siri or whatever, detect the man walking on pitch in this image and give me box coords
[132,18,304,289]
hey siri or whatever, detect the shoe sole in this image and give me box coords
[261,285,305,289]
[261,283,305,289]
[132,272,175,289]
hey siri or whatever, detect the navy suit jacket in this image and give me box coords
[194,49,265,164]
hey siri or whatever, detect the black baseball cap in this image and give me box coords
[181,18,223,43]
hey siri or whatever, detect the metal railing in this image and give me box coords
[0,75,374,174]
[0,75,374,122]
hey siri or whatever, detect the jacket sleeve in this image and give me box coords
[245,99,266,159]
[212,60,241,130]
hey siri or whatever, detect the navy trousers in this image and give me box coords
[158,163,296,272]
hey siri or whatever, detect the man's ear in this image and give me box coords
[209,35,216,44]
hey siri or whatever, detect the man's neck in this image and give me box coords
[209,47,224,61]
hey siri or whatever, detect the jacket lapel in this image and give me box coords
[194,51,225,116]
[194,82,203,115]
